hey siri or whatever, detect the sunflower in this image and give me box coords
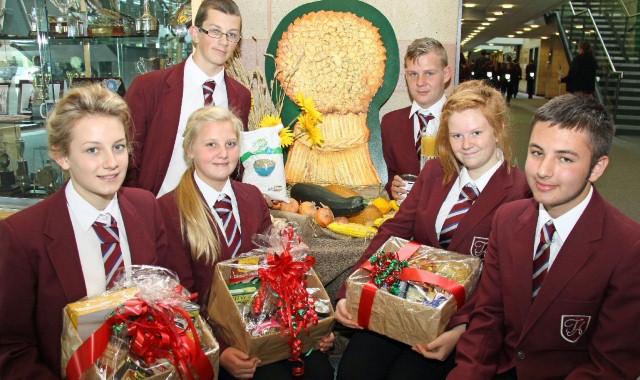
[295,93,322,123]
[279,127,295,147]
[259,114,283,128]
[297,113,324,146]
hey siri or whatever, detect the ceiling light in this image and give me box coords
[531,24,539,28]
[501,4,514,9]
[523,27,531,31]
[463,3,478,7]
[507,34,515,38]
[555,32,560,35]
[482,22,491,25]
[516,31,523,34]
[493,11,504,16]
[487,17,497,21]
[575,25,583,29]
[541,36,549,39]
[477,26,486,30]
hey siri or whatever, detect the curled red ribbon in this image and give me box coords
[66,288,213,380]
[253,226,317,377]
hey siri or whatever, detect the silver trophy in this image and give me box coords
[135,0,158,35]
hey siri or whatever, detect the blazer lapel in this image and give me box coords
[119,190,156,265]
[231,181,258,242]
[508,201,539,325]
[44,189,87,303]
[425,167,456,245]
[522,193,604,335]
[160,61,186,152]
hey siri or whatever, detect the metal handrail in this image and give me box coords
[617,0,639,17]
[569,6,623,78]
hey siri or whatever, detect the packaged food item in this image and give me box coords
[241,125,287,201]
[208,227,335,368]
[345,237,481,346]
[61,266,219,380]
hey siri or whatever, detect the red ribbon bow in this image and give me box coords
[253,226,317,376]
[66,287,214,380]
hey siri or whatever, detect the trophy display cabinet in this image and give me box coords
[0,0,190,215]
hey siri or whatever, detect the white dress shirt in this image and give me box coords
[158,55,229,197]
[435,159,503,238]
[409,95,447,143]
[65,181,132,297]
[193,171,242,234]
[535,186,592,268]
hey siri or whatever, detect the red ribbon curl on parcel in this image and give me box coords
[254,226,318,377]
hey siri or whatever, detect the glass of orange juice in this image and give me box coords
[420,131,437,169]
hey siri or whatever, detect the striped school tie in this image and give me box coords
[202,79,216,106]
[439,184,479,249]
[415,112,435,158]
[92,215,124,288]
[214,194,242,257]
[532,220,556,299]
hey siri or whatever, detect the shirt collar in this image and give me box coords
[65,180,120,231]
[457,158,503,193]
[193,170,235,208]
[409,95,447,120]
[537,185,593,244]
[185,54,226,86]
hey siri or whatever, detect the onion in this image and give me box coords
[315,206,334,227]
[280,198,299,213]
[299,201,317,216]
[334,216,349,224]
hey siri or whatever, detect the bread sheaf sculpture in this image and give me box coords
[276,10,386,186]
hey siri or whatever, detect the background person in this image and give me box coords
[560,41,597,95]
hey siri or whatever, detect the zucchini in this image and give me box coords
[290,183,366,217]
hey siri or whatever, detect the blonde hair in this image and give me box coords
[47,83,132,158]
[175,106,244,263]
[437,80,513,183]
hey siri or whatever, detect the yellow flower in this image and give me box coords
[259,114,283,128]
[295,92,322,123]
[279,127,295,147]
[297,113,324,146]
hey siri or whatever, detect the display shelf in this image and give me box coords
[0,0,190,205]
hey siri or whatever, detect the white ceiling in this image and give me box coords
[461,0,568,50]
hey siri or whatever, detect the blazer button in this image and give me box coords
[516,351,526,360]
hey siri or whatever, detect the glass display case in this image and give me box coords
[0,0,190,211]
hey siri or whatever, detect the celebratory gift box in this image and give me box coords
[207,227,335,370]
[61,266,219,380]
[345,237,482,346]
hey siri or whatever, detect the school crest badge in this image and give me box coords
[560,315,591,343]
[470,236,489,257]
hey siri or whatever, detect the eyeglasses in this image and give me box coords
[198,27,241,43]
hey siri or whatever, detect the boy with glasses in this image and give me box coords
[124,0,251,198]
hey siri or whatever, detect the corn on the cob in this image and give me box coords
[327,222,377,239]
[373,214,394,228]
[389,200,400,211]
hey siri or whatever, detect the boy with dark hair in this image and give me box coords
[449,94,640,379]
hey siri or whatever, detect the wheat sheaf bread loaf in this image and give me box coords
[275,10,386,114]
